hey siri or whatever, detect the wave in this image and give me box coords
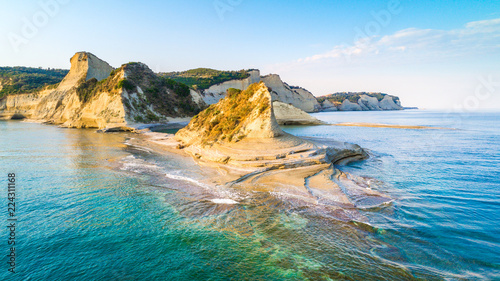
[210,199,239,204]
[165,172,241,203]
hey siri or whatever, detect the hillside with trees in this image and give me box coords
[161,68,251,90]
[0,67,68,99]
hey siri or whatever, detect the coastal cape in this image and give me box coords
[144,82,392,220]
[0,52,205,130]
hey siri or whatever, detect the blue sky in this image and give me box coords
[1,0,499,109]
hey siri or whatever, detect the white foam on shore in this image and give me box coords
[210,199,239,204]
[165,173,211,189]
[165,173,242,202]
[120,155,159,173]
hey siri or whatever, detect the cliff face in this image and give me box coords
[0,52,122,127]
[0,52,205,129]
[201,70,261,104]
[272,101,323,125]
[194,70,319,113]
[318,92,403,111]
[57,52,113,90]
[262,74,320,113]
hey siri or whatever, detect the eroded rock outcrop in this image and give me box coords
[262,74,319,113]
[339,99,362,111]
[58,52,113,90]
[169,82,391,213]
[272,101,324,125]
[318,92,404,111]
[0,52,206,130]
[195,70,319,113]
[358,95,381,111]
[379,95,402,110]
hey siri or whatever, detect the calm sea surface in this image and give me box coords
[0,110,499,280]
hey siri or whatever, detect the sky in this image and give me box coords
[1,0,499,109]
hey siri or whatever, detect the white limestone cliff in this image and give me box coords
[0,52,204,130]
[197,70,319,113]
[358,95,382,111]
[272,101,323,125]
[379,95,403,110]
[339,99,362,111]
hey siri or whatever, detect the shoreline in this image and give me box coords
[125,131,393,219]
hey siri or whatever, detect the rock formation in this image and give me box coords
[339,99,362,111]
[358,94,382,111]
[170,82,391,212]
[176,82,282,147]
[200,70,261,104]
[318,92,404,111]
[191,70,320,113]
[272,101,324,125]
[379,95,402,110]
[57,52,113,90]
[320,99,338,111]
[261,74,320,113]
[0,52,206,129]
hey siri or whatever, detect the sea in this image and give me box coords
[0,110,499,280]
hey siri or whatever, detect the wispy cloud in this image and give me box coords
[261,18,500,109]
[276,18,500,69]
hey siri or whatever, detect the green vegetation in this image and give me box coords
[76,78,98,102]
[317,92,400,104]
[186,84,268,145]
[0,67,68,99]
[162,68,251,90]
[75,71,124,103]
[117,79,135,91]
[123,63,203,118]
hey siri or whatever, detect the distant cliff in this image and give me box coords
[164,69,320,113]
[317,92,403,111]
[0,52,206,129]
[0,54,407,129]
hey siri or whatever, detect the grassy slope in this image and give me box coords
[182,84,269,145]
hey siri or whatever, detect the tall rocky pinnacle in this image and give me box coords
[175,82,283,147]
[58,52,113,90]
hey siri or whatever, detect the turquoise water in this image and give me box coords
[0,110,499,280]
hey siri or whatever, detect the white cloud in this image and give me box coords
[288,18,500,67]
[262,18,500,109]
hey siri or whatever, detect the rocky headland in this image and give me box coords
[154,82,393,216]
[1,52,411,131]
[0,52,205,130]
[0,52,395,220]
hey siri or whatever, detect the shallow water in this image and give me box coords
[0,110,499,280]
